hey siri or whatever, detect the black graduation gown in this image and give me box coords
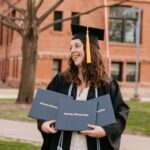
[37,73,129,150]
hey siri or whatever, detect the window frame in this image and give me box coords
[126,62,140,82]
[71,12,80,25]
[52,59,61,78]
[111,62,123,81]
[53,11,63,31]
[109,6,142,44]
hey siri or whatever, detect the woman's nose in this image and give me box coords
[70,47,76,52]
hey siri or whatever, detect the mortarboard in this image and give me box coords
[71,24,104,64]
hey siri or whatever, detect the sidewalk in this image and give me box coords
[0,119,150,150]
[0,88,150,101]
[0,89,19,99]
[0,119,42,143]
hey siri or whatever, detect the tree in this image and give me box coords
[0,0,129,104]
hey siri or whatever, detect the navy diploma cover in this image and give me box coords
[28,89,116,131]
[28,88,73,121]
[90,94,116,126]
[55,100,98,131]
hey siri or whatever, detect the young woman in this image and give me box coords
[37,24,129,150]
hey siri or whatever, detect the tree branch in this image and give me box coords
[37,0,64,26]
[35,0,44,13]
[39,0,130,33]
[0,12,25,21]
[0,19,23,36]
[0,12,24,29]
[27,0,36,25]
[5,0,26,16]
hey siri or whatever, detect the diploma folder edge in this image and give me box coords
[28,88,73,120]
[55,100,98,131]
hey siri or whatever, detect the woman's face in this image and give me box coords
[70,39,85,68]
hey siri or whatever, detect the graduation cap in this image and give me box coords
[71,24,104,63]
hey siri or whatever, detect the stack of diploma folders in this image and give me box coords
[29,89,116,131]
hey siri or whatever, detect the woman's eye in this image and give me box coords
[75,44,80,48]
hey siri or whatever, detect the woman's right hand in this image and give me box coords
[41,120,57,134]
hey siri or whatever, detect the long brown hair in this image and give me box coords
[63,39,109,87]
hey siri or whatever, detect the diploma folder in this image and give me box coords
[55,100,98,131]
[28,88,73,121]
[91,94,116,126]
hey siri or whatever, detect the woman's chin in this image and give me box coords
[74,63,82,68]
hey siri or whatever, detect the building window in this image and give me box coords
[10,10,16,43]
[15,57,18,78]
[71,12,80,25]
[109,6,140,43]
[54,11,63,31]
[13,57,16,78]
[126,63,137,82]
[111,62,122,81]
[0,60,2,79]
[0,23,3,45]
[52,59,61,78]
[6,27,9,45]
[2,59,5,80]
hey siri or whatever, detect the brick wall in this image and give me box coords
[0,0,150,92]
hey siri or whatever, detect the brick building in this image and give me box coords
[0,0,150,98]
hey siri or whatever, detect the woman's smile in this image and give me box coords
[70,39,85,67]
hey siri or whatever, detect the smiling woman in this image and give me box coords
[37,24,129,150]
[70,39,85,68]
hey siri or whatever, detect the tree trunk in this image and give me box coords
[16,28,38,104]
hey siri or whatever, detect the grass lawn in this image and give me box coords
[0,98,16,103]
[0,99,150,136]
[0,138,40,150]
[0,99,34,122]
[125,101,150,136]
[0,106,34,122]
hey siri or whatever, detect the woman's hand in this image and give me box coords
[80,124,106,138]
[41,120,57,134]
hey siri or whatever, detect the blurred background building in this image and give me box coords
[0,0,150,99]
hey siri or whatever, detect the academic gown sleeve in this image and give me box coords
[103,80,130,150]
[37,74,63,149]
[37,74,62,130]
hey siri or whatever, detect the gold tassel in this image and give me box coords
[86,27,91,64]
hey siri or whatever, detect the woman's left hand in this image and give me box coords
[80,124,106,138]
